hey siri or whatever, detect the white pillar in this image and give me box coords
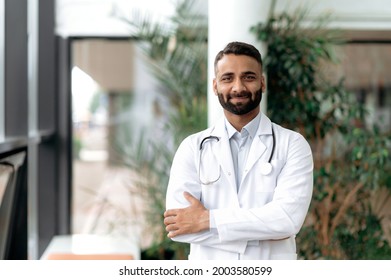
[207,0,271,126]
[27,0,40,260]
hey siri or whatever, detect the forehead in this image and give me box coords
[215,54,261,76]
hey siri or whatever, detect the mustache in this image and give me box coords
[227,91,252,99]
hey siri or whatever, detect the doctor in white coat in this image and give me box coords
[164,41,313,260]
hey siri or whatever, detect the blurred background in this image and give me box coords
[0,0,390,260]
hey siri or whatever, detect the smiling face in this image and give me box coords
[213,54,266,117]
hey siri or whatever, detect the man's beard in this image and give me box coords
[217,88,262,115]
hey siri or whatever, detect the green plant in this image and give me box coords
[251,5,391,259]
[116,0,208,259]
[252,7,344,139]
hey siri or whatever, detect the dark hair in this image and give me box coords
[214,41,263,73]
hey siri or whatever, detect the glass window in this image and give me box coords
[71,39,165,249]
[322,42,391,132]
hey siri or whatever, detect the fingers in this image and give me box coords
[165,223,179,233]
[166,225,187,238]
[164,215,178,238]
[164,192,202,238]
[164,209,184,238]
[164,216,180,238]
[164,209,177,218]
[163,215,176,226]
[165,192,199,214]
[167,229,183,238]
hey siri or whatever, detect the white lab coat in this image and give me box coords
[165,112,313,260]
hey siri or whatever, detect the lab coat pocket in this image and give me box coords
[257,159,285,192]
[201,176,234,209]
[254,160,285,205]
[199,165,221,186]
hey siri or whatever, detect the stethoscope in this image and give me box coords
[198,127,276,185]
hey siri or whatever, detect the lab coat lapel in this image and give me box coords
[212,118,237,192]
[243,113,273,181]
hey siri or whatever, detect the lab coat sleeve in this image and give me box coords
[212,132,313,242]
[166,135,247,254]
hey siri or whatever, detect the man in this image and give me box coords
[164,41,313,260]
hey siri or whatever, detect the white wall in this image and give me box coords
[274,0,391,30]
[55,0,209,37]
[55,0,176,37]
[208,0,271,125]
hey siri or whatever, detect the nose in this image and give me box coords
[232,78,246,92]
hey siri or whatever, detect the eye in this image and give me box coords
[221,76,232,82]
[243,75,256,80]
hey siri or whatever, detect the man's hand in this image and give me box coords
[164,192,209,238]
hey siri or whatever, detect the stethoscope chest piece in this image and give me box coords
[260,162,272,175]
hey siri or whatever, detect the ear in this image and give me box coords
[213,78,218,96]
[261,75,266,92]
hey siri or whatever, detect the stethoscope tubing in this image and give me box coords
[268,127,275,163]
[199,136,220,150]
[200,127,275,163]
[199,126,276,184]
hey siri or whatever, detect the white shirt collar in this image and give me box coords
[225,112,261,140]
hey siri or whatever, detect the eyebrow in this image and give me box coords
[220,71,257,77]
[220,72,234,77]
[242,71,257,76]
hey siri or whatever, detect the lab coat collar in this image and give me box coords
[256,112,273,136]
[208,118,237,194]
[210,117,227,139]
[242,112,272,187]
[208,112,273,194]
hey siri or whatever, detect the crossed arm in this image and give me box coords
[164,132,313,244]
[164,192,209,238]
[164,192,293,242]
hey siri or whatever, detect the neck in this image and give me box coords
[224,108,260,131]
